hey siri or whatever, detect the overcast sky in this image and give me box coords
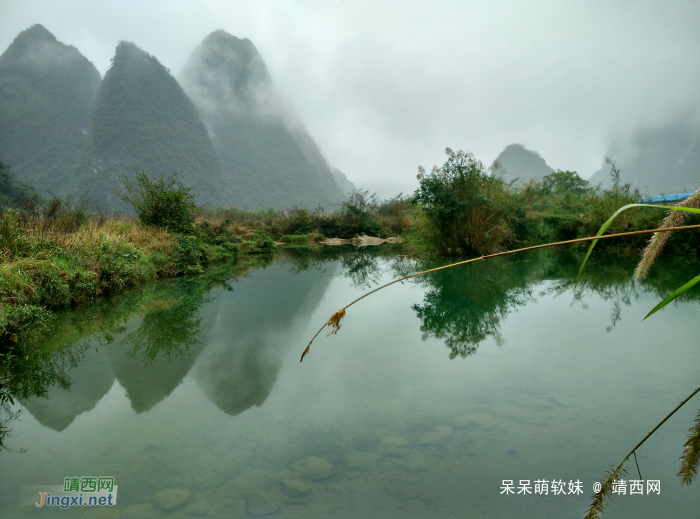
[2,0,699,196]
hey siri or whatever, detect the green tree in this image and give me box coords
[413,148,513,256]
[117,171,195,233]
[541,170,591,197]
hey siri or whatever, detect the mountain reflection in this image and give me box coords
[191,258,336,415]
[12,254,336,437]
[5,248,699,445]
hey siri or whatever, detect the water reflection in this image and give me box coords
[412,258,532,358]
[191,257,337,415]
[4,248,699,445]
[405,251,700,359]
[7,254,338,442]
[2,248,699,518]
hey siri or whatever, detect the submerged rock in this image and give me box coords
[121,503,162,519]
[184,498,211,516]
[452,413,498,430]
[152,489,191,510]
[81,508,120,519]
[281,478,313,498]
[291,456,333,480]
[418,426,453,445]
[206,499,246,518]
[378,436,410,457]
[245,492,279,516]
[345,450,381,469]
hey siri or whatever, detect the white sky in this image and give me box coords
[1,0,699,197]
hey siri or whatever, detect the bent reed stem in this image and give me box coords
[300,223,700,362]
[585,385,700,519]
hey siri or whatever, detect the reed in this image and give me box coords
[635,188,700,279]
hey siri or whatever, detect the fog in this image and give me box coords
[1,0,698,197]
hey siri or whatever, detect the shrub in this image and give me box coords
[413,148,514,256]
[117,171,196,233]
[174,235,205,275]
[0,303,52,346]
[246,230,277,254]
[280,234,310,244]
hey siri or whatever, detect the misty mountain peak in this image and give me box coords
[179,29,280,119]
[493,144,554,183]
[84,39,229,210]
[177,32,347,209]
[11,24,57,47]
[0,24,101,194]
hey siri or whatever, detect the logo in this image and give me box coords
[32,477,118,509]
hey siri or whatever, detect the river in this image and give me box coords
[1,247,699,518]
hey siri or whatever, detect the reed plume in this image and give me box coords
[326,309,345,335]
[584,463,628,519]
[679,409,700,485]
[635,188,700,279]
[585,385,700,518]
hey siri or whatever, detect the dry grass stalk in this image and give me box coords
[635,188,700,279]
[584,463,628,519]
[300,223,700,362]
[585,385,700,518]
[326,309,345,336]
[679,409,700,485]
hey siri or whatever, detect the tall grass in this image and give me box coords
[0,196,277,352]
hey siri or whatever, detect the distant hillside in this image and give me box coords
[0,24,100,195]
[492,144,554,184]
[331,167,356,195]
[83,41,229,211]
[589,122,700,195]
[178,30,347,210]
[0,161,38,207]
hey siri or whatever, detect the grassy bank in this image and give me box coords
[0,199,276,352]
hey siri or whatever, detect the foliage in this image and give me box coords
[340,190,379,228]
[576,200,700,318]
[118,171,196,233]
[576,194,700,518]
[201,194,411,240]
[0,199,279,354]
[541,170,593,197]
[0,303,52,345]
[412,148,514,256]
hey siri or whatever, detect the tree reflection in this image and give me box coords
[1,338,88,449]
[410,257,533,358]
[406,250,700,359]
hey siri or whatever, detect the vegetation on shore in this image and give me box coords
[0,144,697,355]
[204,148,699,263]
[0,173,276,355]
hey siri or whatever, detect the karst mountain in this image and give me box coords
[0,26,353,211]
[178,30,349,210]
[0,24,100,196]
[492,144,555,184]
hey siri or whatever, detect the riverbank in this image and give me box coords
[0,212,277,350]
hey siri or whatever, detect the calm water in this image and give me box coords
[1,247,699,518]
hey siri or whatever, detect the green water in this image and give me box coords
[1,248,699,518]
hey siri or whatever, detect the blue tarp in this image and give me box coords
[639,193,693,203]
